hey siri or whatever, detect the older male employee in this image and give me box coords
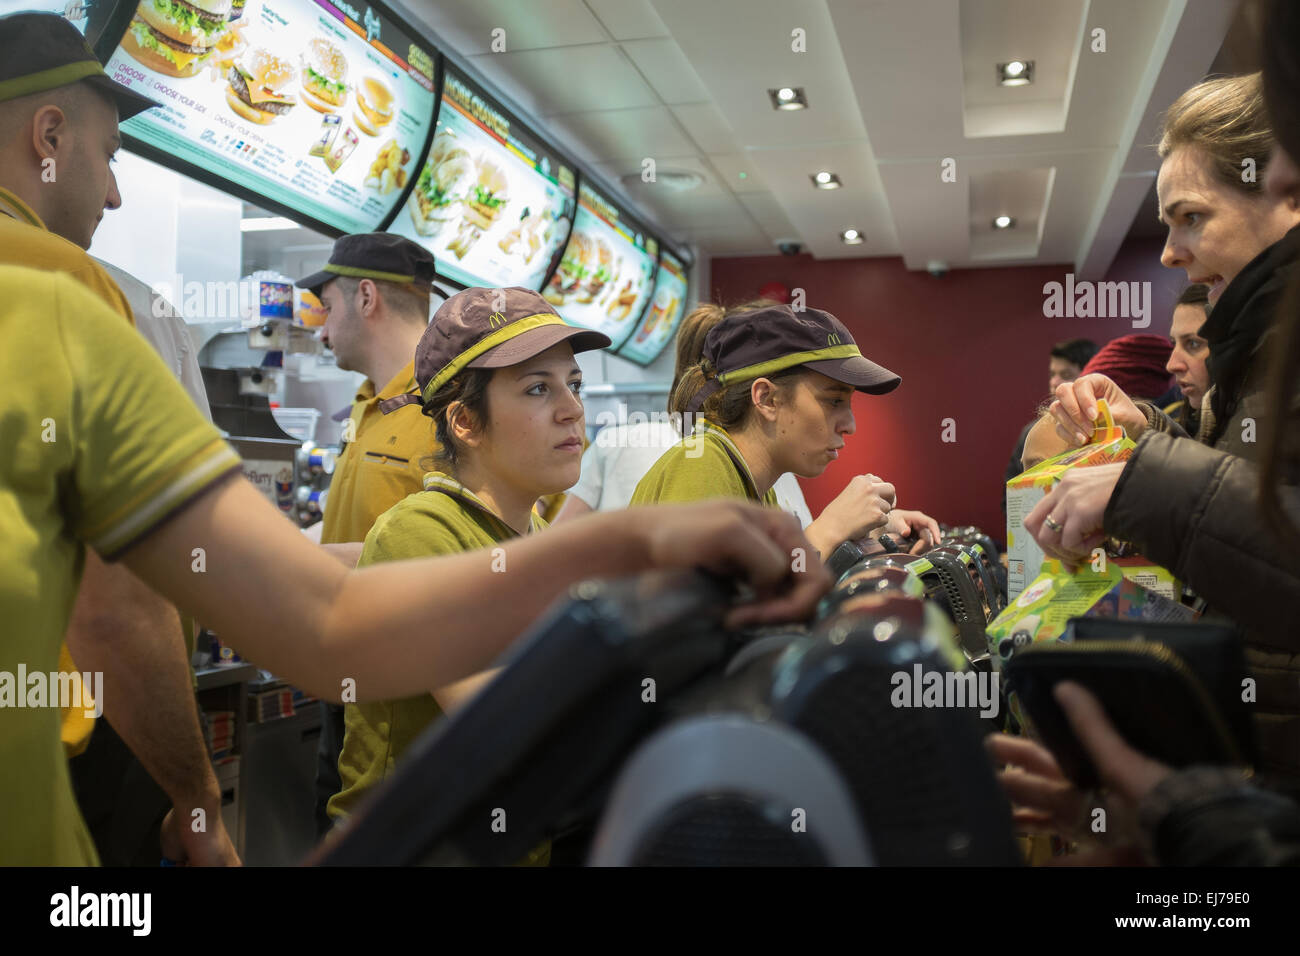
[0,12,236,864]
[294,232,439,834]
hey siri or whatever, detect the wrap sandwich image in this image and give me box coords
[409,129,476,238]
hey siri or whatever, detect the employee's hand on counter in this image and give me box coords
[161,802,241,866]
[1049,374,1147,446]
[638,501,831,628]
[879,508,941,553]
[1023,462,1124,569]
[806,474,897,558]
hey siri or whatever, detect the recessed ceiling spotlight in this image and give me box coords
[997,60,1033,86]
[993,215,1015,229]
[768,86,808,110]
[840,228,864,245]
[811,171,842,189]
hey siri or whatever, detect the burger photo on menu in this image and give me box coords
[353,76,394,136]
[210,21,246,72]
[578,237,613,304]
[226,48,297,125]
[300,37,348,113]
[543,231,591,306]
[122,0,233,77]
[409,130,476,237]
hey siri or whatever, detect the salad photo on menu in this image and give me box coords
[390,67,576,291]
[105,0,436,235]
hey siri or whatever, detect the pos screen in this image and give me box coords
[101,0,437,235]
[390,66,577,292]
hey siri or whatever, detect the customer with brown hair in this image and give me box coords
[1164,283,1213,435]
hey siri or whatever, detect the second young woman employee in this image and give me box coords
[631,303,903,558]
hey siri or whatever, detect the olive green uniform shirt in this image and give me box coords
[328,472,546,821]
[0,266,241,865]
[630,419,781,508]
[320,360,436,546]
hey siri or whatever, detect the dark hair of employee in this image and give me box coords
[667,298,778,426]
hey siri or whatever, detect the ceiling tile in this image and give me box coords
[705,153,768,193]
[585,0,670,39]
[670,103,738,155]
[468,46,660,113]
[551,106,698,160]
[621,38,711,104]
[406,0,609,55]
[737,192,799,239]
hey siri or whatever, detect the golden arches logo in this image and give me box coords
[827,332,842,346]
[489,312,507,328]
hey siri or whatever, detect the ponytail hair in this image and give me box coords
[670,361,804,431]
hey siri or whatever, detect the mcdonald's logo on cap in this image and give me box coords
[828,332,842,346]
[489,311,507,328]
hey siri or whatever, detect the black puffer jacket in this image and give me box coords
[1139,767,1300,866]
[1106,225,1300,793]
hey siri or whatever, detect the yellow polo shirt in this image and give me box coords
[0,186,133,327]
[320,360,436,546]
[0,186,137,755]
[630,419,781,508]
[0,265,242,864]
[328,471,550,865]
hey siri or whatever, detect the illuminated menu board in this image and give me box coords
[391,67,576,291]
[616,248,689,366]
[103,0,436,234]
[541,182,658,351]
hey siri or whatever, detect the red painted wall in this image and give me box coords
[708,237,1183,545]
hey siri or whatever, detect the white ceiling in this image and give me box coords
[384,0,1241,274]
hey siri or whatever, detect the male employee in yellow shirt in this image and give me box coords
[0,12,237,864]
[294,231,438,833]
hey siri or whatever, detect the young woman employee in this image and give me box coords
[327,286,606,838]
[630,302,907,559]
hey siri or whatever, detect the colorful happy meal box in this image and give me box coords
[986,557,1195,666]
[1005,400,1134,601]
